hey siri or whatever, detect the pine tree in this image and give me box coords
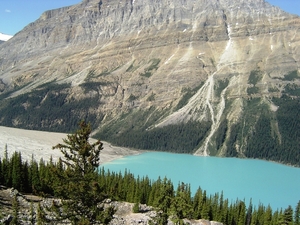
[2,144,11,187]
[192,187,203,219]
[237,201,246,225]
[295,201,300,225]
[22,161,30,193]
[170,182,193,221]
[30,155,41,194]
[278,206,294,225]
[263,205,273,225]
[51,121,111,224]
[283,205,294,225]
[246,200,253,225]
[11,152,22,191]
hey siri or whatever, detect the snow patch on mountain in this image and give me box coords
[0,32,13,41]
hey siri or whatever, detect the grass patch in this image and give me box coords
[247,70,262,95]
[215,78,229,97]
[247,86,259,95]
[175,82,204,110]
[282,70,298,81]
[147,93,156,101]
[86,66,121,80]
[126,60,139,72]
[283,83,300,96]
[128,94,138,101]
[268,86,279,92]
[79,81,111,94]
[248,70,262,85]
[140,59,161,78]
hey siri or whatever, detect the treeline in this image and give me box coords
[0,82,102,133]
[100,121,212,153]
[1,149,299,225]
[0,146,55,195]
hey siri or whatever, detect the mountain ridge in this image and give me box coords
[0,0,300,166]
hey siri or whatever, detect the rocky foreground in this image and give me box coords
[0,186,223,225]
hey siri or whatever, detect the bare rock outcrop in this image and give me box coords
[0,186,224,225]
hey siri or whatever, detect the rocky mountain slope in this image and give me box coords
[0,0,300,165]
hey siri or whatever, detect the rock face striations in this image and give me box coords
[0,0,300,165]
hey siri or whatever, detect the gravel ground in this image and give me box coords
[0,126,141,164]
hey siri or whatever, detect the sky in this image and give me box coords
[0,0,300,36]
[0,0,81,35]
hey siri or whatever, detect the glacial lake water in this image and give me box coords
[102,152,300,210]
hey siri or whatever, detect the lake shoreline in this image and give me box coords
[0,126,142,164]
[1,126,298,168]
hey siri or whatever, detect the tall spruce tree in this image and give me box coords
[2,144,11,187]
[279,205,294,225]
[51,121,112,224]
[11,152,22,191]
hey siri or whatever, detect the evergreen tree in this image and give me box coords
[192,187,203,219]
[295,201,300,225]
[263,205,273,225]
[51,121,112,224]
[170,182,193,221]
[237,201,246,225]
[246,200,253,225]
[11,152,22,191]
[22,161,30,193]
[29,155,41,194]
[282,205,294,225]
[200,190,211,220]
[272,210,280,225]
[2,144,11,187]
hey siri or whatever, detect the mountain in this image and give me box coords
[0,0,300,166]
[0,32,12,43]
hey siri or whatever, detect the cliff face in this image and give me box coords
[0,0,300,164]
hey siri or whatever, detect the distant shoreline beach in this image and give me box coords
[0,126,141,164]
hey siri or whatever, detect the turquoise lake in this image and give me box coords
[102,152,300,210]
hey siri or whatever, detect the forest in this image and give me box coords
[0,79,300,166]
[0,122,300,225]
